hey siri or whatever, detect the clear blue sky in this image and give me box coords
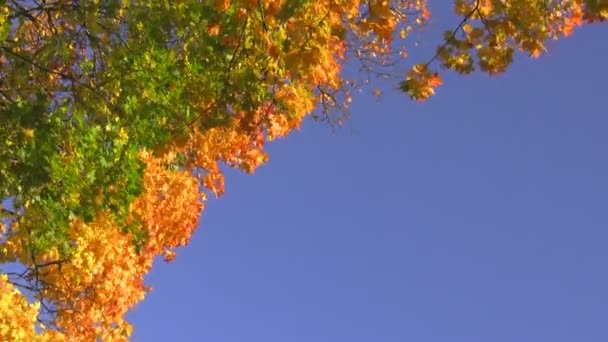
[128,14,608,342]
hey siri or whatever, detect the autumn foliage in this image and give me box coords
[1,0,605,340]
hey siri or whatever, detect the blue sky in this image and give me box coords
[129,16,608,342]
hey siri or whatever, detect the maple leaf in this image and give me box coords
[1,0,603,338]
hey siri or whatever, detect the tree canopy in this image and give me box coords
[0,0,605,340]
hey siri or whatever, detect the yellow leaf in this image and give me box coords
[22,129,34,139]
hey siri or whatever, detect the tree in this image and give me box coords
[0,0,605,340]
